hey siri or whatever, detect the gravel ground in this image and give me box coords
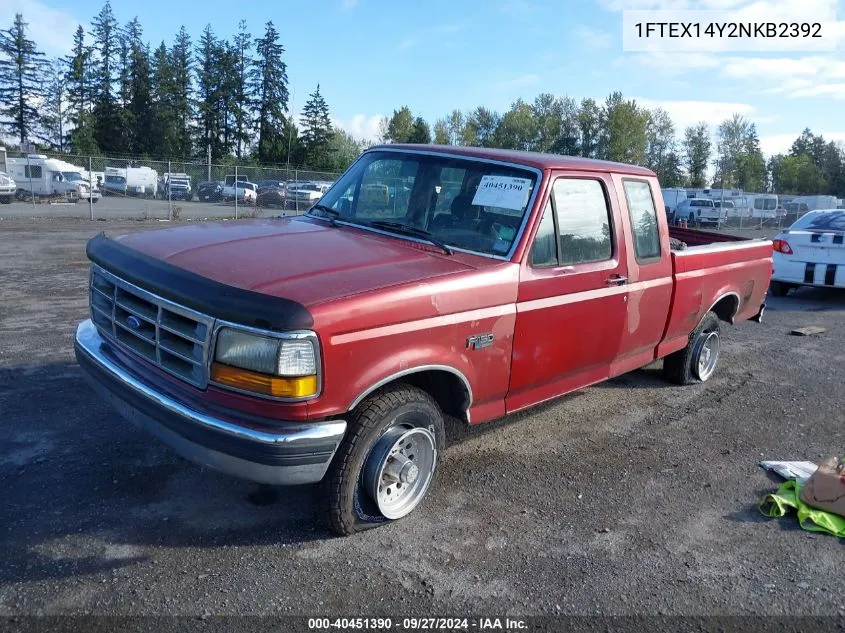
[0,218,843,625]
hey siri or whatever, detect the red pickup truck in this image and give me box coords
[75,145,772,535]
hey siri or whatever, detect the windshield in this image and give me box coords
[62,172,83,181]
[312,150,538,257]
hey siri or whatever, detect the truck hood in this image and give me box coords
[112,217,476,307]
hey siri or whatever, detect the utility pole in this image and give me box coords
[207,144,211,182]
[286,81,296,179]
[89,156,93,220]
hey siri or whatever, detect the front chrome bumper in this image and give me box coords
[74,320,347,485]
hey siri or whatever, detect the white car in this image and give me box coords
[677,198,726,226]
[290,182,330,207]
[222,181,257,203]
[770,209,845,296]
[0,171,16,204]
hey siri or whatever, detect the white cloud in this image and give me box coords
[574,25,613,48]
[5,0,82,57]
[759,132,845,155]
[399,38,416,50]
[333,114,383,142]
[635,97,757,129]
[341,0,358,8]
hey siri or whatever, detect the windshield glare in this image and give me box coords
[312,151,537,257]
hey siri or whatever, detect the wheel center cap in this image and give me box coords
[400,462,419,484]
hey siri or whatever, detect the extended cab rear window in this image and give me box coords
[623,180,661,261]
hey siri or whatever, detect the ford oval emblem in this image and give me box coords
[126,315,142,330]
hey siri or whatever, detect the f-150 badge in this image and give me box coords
[466,333,494,350]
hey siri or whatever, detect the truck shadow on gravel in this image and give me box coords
[0,363,335,586]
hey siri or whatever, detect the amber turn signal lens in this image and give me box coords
[211,363,318,398]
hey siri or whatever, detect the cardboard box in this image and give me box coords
[799,457,845,518]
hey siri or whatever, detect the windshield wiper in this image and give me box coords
[366,220,453,255]
[308,204,340,226]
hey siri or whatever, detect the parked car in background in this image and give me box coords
[221,181,257,203]
[677,198,726,226]
[161,173,193,200]
[0,171,15,203]
[289,182,330,208]
[713,199,735,213]
[75,144,772,536]
[770,209,845,296]
[197,181,224,202]
[256,181,287,207]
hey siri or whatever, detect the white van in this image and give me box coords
[104,166,158,197]
[6,155,101,202]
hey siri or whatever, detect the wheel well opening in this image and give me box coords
[400,370,471,423]
[711,295,739,323]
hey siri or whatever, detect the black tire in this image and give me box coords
[770,281,791,297]
[663,311,722,386]
[325,384,445,536]
[0,196,11,204]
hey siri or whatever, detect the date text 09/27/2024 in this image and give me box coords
[307,617,528,630]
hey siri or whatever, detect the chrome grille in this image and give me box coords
[89,266,214,388]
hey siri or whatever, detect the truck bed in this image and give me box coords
[658,226,773,359]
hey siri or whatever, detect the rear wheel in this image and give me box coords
[770,281,792,297]
[326,384,444,536]
[663,311,722,386]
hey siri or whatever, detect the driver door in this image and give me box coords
[507,172,629,413]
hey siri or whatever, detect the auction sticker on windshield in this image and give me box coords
[472,176,532,210]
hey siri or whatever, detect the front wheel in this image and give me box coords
[325,384,444,536]
[663,311,722,386]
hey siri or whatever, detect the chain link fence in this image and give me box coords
[3,151,342,221]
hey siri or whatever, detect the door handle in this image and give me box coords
[605,275,628,286]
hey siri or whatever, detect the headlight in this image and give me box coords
[211,327,319,399]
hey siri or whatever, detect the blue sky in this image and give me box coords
[4,0,845,155]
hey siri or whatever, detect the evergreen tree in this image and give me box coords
[90,1,122,152]
[383,106,414,143]
[0,13,49,145]
[169,27,192,158]
[195,25,225,159]
[65,25,98,153]
[149,41,175,157]
[125,18,153,155]
[230,21,252,159]
[300,83,332,165]
[250,21,289,163]
[406,117,431,144]
[683,123,711,188]
[41,59,67,150]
